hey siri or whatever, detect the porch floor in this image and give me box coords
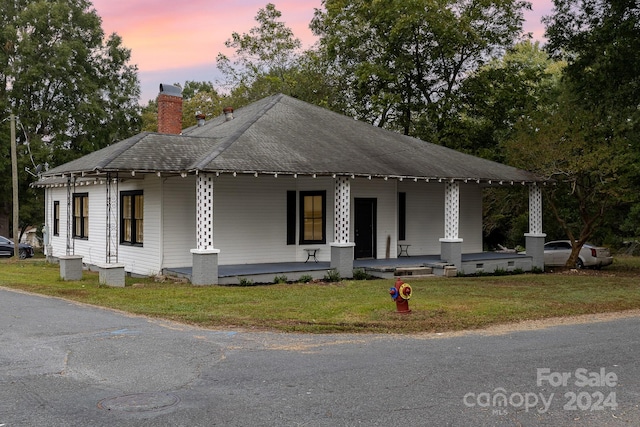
[165,252,530,281]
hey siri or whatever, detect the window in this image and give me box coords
[299,191,326,244]
[53,201,60,236]
[121,191,143,245]
[73,193,89,239]
[398,192,406,241]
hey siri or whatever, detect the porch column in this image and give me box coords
[98,173,125,287]
[524,184,546,270]
[190,173,220,285]
[439,181,463,270]
[330,176,355,279]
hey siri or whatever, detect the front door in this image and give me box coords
[354,198,377,259]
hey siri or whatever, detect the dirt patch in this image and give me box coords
[414,309,640,339]
[545,267,638,278]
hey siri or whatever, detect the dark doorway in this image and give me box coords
[354,198,377,259]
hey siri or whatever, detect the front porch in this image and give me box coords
[165,252,533,285]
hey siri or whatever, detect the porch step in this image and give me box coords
[394,266,433,276]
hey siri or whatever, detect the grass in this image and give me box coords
[1,256,640,334]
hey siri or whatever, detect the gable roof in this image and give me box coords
[37,93,544,185]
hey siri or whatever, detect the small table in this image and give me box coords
[398,244,411,257]
[304,248,319,263]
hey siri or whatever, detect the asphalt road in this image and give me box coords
[1,287,639,427]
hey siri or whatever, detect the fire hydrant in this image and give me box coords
[389,277,412,313]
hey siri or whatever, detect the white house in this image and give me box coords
[35,86,547,284]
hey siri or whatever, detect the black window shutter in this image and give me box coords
[286,191,296,245]
[398,192,406,241]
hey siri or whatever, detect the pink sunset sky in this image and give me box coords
[91,0,554,104]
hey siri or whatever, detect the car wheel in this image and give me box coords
[575,258,584,269]
[18,249,27,260]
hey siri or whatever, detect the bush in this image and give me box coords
[238,277,254,286]
[298,274,313,283]
[352,268,371,280]
[323,268,341,282]
[273,275,288,284]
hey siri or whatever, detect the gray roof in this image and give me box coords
[37,94,544,184]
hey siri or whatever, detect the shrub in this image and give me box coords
[238,277,254,286]
[352,268,371,280]
[273,275,288,284]
[298,274,313,283]
[323,268,341,282]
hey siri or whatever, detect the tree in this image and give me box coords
[182,81,224,128]
[446,42,565,249]
[453,41,563,160]
[216,3,302,104]
[540,0,640,259]
[544,0,640,115]
[0,0,141,237]
[507,84,635,267]
[310,0,530,139]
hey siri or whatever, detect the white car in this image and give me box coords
[543,240,613,269]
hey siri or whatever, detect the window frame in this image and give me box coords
[299,191,326,245]
[72,193,89,239]
[120,190,144,246]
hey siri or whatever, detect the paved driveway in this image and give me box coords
[1,287,639,426]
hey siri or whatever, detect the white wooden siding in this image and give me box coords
[117,177,162,275]
[45,177,165,276]
[459,184,483,253]
[161,176,196,268]
[213,175,333,264]
[398,181,483,255]
[398,181,444,255]
[44,174,486,275]
[46,183,108,265]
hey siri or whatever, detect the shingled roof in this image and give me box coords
[37,93,544,184]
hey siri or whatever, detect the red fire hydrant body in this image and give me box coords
[389,277,412,313]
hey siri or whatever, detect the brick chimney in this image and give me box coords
[157,83,183,134]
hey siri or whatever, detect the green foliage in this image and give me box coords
[323,269,341,282]
[273,275,288,284]
[454,41,563,160]
[507,81,635,263]
[352,268,372,280]
[216,3,301,100]
[538,0,640,254]
[0,0,140,235]
[298,274,313,283]
[621,204,640,238]
[311,0,530,138]
[544,0,640,116]
[237,277,255,286]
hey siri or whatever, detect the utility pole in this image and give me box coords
[10,113,19,260]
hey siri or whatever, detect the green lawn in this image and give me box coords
[1,257,639,334]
